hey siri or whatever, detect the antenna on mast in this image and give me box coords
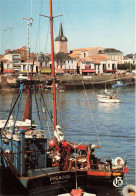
[23,0,33,78]
[23,17,33,78]
[31,0,33,24]
[23,18,33,77]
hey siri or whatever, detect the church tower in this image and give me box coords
[55,23,68,53]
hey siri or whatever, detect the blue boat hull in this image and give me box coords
[112,83,130,88]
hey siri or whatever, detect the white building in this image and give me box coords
[20,61,37,73]
[1,53,21,73]
[103,48,123,64]
[80,57,117,75]
[80,59,95,75]
[54,52,77,74]
[123,58,134,64]
[100,59,117,74]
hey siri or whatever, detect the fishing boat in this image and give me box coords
[112,81,130,88]
[0,0,129,195]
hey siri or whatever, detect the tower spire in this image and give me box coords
[59,22,63,37]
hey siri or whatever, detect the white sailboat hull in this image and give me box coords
[97,97,120,103]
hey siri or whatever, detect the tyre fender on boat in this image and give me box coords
[122,184,136,196]
[115,157,124,166]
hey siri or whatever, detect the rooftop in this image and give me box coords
[55,22,67,42]
[55,52,73,60]
[104,48,122,53]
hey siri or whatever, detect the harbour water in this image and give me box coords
[0,86,135,194]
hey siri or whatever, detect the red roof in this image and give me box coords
[55,69,64,74]
[82,69,96,73]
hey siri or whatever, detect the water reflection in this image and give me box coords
[97,102,120,112]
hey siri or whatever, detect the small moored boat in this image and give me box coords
[112,81,130,88]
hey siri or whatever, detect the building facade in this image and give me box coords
[20,61,37,74]
[70,47,104,59]
[54,52,77,74]
[79,57,117,75]
[100,59,117,74]
[103,48,123,64]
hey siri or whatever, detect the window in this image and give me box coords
[13,55,20,59]
[84,53,86,57]
[103,64,106,70]
[13,62,20,67]
[112,64,115,70]
[30,65,32,71]
[7,64,10,69]
[108,64,110,68]
[23,65,26,71]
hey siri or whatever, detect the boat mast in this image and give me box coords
[23,17,32,78]
[49,0,57,129]
[40,0,62,132]
[23,5,33,123]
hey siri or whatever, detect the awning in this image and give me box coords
[82,69,96,73]
[40,68,52,73]
[104,70,116,72]
[64,69,76,73]
[4,69,14,73]
[55,69,64,74]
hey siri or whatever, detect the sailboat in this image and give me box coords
[97,83,120,103]
[97,92,120,103]
[0,0,129,195]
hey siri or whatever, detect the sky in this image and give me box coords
[0,0,135,55]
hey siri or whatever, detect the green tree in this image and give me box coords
[117,63,135,71]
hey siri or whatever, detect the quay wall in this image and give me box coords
[0,74,135,90]
[58,74,135,89]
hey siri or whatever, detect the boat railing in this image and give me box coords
[68,156,112,172]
